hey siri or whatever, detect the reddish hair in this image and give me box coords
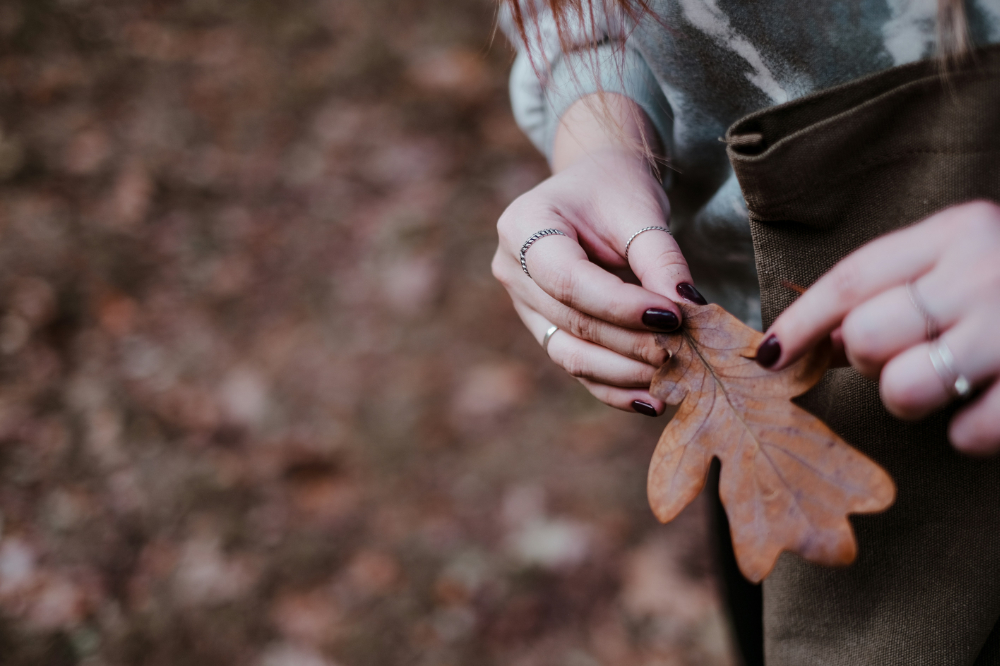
[504,0,969,58]
[505,0,650,57]
[503,0,969,170]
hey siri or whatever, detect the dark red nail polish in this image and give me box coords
[632,400,658,417]
[642,308,680,332]
[677,283,708,305]
[756,335,781,368]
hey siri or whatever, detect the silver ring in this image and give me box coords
[906,281,940,341]
[624,226,670,261]
[928,338,971,398]
[541,325,559,355]
[520,229,567,278]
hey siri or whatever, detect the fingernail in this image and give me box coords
[677,283,708,305]
[642,308,680,332]
[632,400,658,417]
[755,335,781,368]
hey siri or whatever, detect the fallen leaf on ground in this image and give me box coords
[648,304,895,582]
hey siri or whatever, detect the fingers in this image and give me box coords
[577,378,665,415]
[501,258,669,366]
[951,381,1000,456]
[880,315,999,420]
[840,281,941,380]
[757,209,956,370]
[524,234,684,331]
[546,329,657,387]
[625,226,707,306]
[497,179,686,334]
[492,152,703,419]
[513,300,665,415]
[515,300,657,387]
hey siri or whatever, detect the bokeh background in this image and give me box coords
[0,1,735,664]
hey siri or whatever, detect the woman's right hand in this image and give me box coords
[491,96,705,416]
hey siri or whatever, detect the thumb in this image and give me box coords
[624,222,706,307]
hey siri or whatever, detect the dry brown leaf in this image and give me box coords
[648,304,896,582]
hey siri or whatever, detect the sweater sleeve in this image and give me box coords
[501,1,672,163]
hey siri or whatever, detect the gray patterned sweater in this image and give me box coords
[502,0,1000,328]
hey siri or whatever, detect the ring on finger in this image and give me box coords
[624,225,671,261]
[520,229,567,278]
[906,281,941,341]
[928,338,972,398]
[542,325,560,356]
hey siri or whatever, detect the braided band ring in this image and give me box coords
[624,226,671,261]
[520,229,567,278]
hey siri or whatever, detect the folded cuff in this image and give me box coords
[510,42,673,163]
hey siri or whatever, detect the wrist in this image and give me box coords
[551,93,664,174]
[559,145,657,181]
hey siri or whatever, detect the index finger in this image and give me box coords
[759,208,957,370]
[525,231,684,332]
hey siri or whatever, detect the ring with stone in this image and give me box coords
[928,338,971,399]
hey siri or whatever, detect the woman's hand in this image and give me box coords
[492,95,705,415]
[755,200,1000,455]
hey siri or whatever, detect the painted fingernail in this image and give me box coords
[755,335,781,368]
[642,308,680,332]
[632,400,658,417]
[677,283,708,305]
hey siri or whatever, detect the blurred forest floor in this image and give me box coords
[0,0,734,664]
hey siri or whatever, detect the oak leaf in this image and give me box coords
[648,304,896,582]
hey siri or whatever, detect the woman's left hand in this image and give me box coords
[754,200,1000,456]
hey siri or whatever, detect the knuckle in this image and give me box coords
[827,258,865,307]
[632,365,656,385]
[549,265,579,305]
[496,190,552,240]
[565,308,597,341]
[490,251,508,284]
[560,348,589,378]
[653,247,688,269]
[498,191,533,225]
[495,207,518,240]
[644,248,689,279]
[631,334,666,366]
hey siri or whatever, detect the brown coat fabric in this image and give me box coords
[725,45,1000,665]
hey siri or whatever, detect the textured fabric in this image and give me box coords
[502,0,1000,328]
[508,41,673,168]
[725,44,1000,666]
